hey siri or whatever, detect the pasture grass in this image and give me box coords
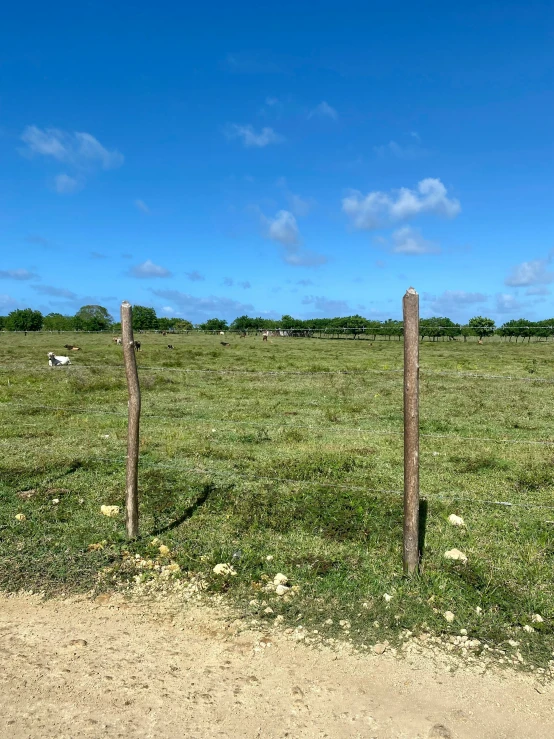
[1,332,554,668]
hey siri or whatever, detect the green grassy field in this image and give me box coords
[1,332,553,668]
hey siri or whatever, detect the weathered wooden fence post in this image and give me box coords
[121,301,140,539]
[403,287,420,575]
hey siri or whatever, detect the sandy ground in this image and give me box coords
[0,592,553,739]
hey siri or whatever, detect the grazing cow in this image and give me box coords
[240,332,247,338]
[219,331,225,335]
[162,331,167,336]
[47,352,71,366]
[220,341,230,347]
[262,331,268,342]
[478,339,483,345]
[112,336,122,344]
[133,341,141,351]
[167,344,174,349]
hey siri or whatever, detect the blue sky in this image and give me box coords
[1,0,552,324]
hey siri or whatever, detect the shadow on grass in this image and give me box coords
[419,498,428,560]
[148,483,213,537]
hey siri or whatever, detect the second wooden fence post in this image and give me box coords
[121,300,141,539]
[403,287,420,575]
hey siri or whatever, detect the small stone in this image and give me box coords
[275,584,289,596]
[373,643,387,655]
[448,514,465,527]
[264,607,274,614]
[460,628,468,636]
[444,548,468,564]
[100,505,119,517]
[275,615,284,624]
[508,640,520,647]
[15,513,26,521]
[524,624,534,633]
[475,606,482,615]
[266,555,274,561]
[532,614,544,623]
[213,563,237,576]
[158,545,170,557]
[68,639,88,647]
[273,573,288,586]
[249,599,258,606]
[428,724,453,738]
[52,498,60,505]
[444,611,455,623]
[383,593,393,603]
[324,618,333,625]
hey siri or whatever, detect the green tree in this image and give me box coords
[74,305,113,331]
[43,313,75,331]
[419,317,460,341]
[0,316,5,330]
[5,308,43,331]
[468,316,495,340]
[132,305,158,330]
[199,317,228,332]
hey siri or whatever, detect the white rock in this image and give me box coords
[508,640,520,647]
[383,593,393,603]
[15,513,26,521]
[373,643,387,655]
[444,611,455,623]
[475,606,482,615]
[212,563,237,576]
[275,584,289,596]
[532,614,544,623]
[100,505,119,517]
[444,548,468,564]
[448,514,465,527]
[264,607,274,614]
[273,573,288,586]
[460,628,468,635]
[266,555,274,561]
[52,498,60,505]
[523,624,534,633]
[324,618,333,625]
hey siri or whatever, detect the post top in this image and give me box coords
[406,287,418,295]
[121,300,131,307]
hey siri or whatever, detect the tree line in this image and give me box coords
[2,306,554,341]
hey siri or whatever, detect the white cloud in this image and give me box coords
[239,281,251,289]
[264,210,300,246]
[495,293,524,313]
[135,199,150,214]
[302,295,349,314]
[0,269,38,280]
[392,226,440,255]
[262,209,327,267]
[54,174,82,194]
[21,126,123,169]
[288,192,316,217]
[185,270,205,282]
[162,306,175,313]
[342,178,461,230]
[226,124,284,148]
[129,260,172,279]
[505,259,554,287]
[309,101,338,120]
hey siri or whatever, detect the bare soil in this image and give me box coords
[1,592,552,738]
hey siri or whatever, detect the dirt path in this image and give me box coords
[0,592,552,738]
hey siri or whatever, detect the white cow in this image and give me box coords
[48,352,71,366]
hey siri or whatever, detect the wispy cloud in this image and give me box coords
[31,284,77,299]
[0,269,39,281]
[238,281,251,289]
[223,277,234,287]
[262,209,327,267]
[342,178,461,230]
[374,139,428,160]
[391,226,440,255]
[151,290,255,322]
[54,174,82,194]
[185,270,205,282]
[505,259,554,287]
[302,295,349,314]
[226,124,284,148]
[423,290,488,315]
[309,101,338,120]
[495,293,524,313]
[129,260,172,279]
[526,286,551,296]
[91,252,107,260]
[25,234,55,249]
[20,125,123,193]
[135,199,150,214]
